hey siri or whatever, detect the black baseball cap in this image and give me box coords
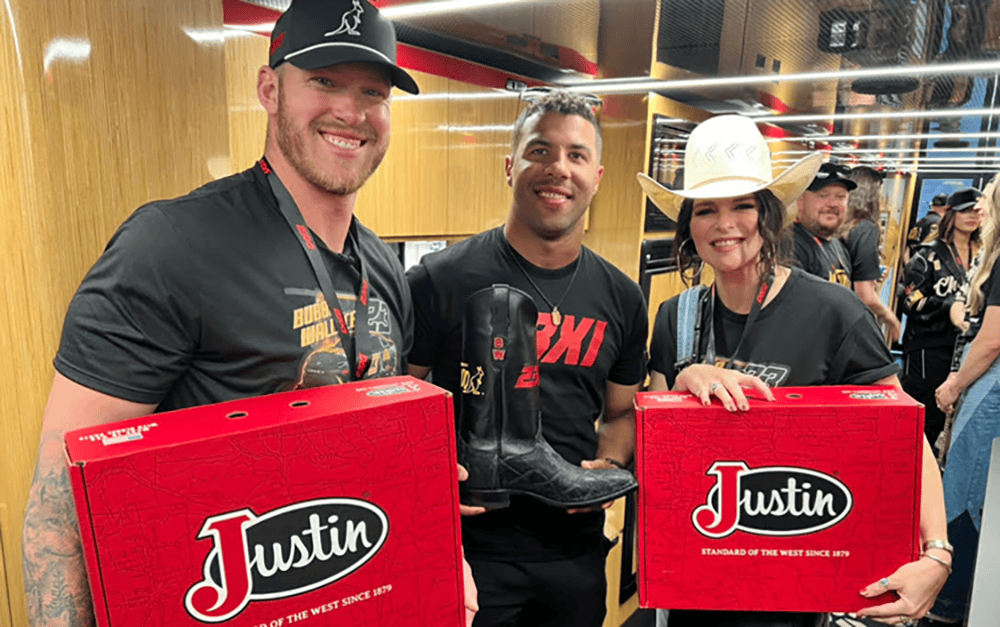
[931,193,949,207]
[269,0,419,95]
[807,163,858,192]
[948,187,982,212]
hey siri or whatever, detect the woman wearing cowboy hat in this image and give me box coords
[638,115,949,627]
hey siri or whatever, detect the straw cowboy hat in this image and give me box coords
[638,115,823,223]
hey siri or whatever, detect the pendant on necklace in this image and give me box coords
[552,308,562,326]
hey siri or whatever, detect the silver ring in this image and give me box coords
[900,619,916,627]
[879,577,891,588]
[709,382,721,393]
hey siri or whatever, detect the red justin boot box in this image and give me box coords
[65,376,464,626]
[635,386,924,613]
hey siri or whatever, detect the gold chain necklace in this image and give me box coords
[506,242,582,326]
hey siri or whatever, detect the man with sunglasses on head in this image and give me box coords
[406,89,648,626]
[23,1,478,625]
[793,162,857,286]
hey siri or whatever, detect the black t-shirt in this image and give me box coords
[843,219,882,282]
[56,164,413,412]
[985,259,1000,307]
[649,267,899,387]
[408,226,648,561]
[792,222,852,287]
[967,258,1000,338]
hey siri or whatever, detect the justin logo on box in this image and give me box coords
[692,462,853,539]
[184,498,388,622]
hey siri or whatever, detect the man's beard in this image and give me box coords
[275,92,387,196]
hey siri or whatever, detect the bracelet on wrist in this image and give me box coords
[921,552,953,574]
[922,539,954,555]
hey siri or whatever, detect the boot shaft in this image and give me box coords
[459,284,540,444]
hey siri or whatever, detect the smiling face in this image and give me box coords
[504,112,604,241]
[796,183,849,238]
[269,62,392,196]
[689,195,765,277]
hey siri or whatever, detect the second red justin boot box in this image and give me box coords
[635,386,924,613]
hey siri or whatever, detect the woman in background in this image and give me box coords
[843,166,902,343]
[639,115,949,627]
[901,187,982,453]
[933,174,1000,624]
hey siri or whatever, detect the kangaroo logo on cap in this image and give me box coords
[326,0,365,37]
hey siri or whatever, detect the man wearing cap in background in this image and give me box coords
[792,162,857,286]
[905,192,951,263]
[22,1,476,625]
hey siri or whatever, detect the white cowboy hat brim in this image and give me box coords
[638,152,824,224]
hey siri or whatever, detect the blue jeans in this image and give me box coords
[929,512,978,621]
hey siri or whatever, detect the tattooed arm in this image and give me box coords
[23,373,156,627]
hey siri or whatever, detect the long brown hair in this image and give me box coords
[931,206,981,247]
[968,174,1000,315]
[842,166,883,245]
[674,189,789,285]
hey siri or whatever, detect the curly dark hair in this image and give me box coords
[674,189,791,285]
[510,90,602,159]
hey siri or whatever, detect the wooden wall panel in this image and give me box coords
[226,33,269,175]
[583,96,648,279]
[357,71,453,236]
[444,81,520,236]
[0,1,229,623]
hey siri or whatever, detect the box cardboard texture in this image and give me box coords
[66,376,464,626]
[636,386,923,613]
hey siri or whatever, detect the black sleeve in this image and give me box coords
[828,301,900,385]
[792,231,811,271]
[901,248,953,322]
[986,261,1000,308]
[846,221,882,282]
[398,274,415,370]
[53,206,200,404]
[648,297,680,387]
[406,262,442,369]
[607,283,649,387]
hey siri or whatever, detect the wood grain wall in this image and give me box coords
[0,1,230,624]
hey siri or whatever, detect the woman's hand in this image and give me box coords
[935,373,962,415]
[855,553,950,623]
[673,364,774,412]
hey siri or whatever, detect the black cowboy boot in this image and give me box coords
[458,284,638,509]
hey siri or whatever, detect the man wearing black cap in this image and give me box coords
[793,162,857,285]
[906,192,951,262]
[21,2,471,626]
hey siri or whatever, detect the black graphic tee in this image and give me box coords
[408,226,647,561]
[792,222,853,287]
[842,219,882,282]
[56,165,412,412]
[649,268,899,388]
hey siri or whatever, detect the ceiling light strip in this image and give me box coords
[564,59,1000,95]
[768,131,1000,143]
[751,108,1000,124]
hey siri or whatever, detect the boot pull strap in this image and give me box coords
[491,283,510,365]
